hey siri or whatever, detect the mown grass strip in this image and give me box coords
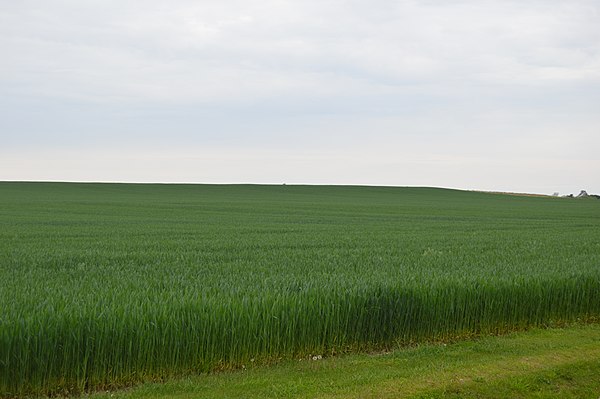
[414,359,600,399]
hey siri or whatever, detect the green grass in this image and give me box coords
[87,324,600,399]
[0,182,599,396]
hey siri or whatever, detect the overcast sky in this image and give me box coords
[1,0,599,194]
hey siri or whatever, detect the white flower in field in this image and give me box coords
[312,355,322,360]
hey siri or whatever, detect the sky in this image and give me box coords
[1,0,599,194]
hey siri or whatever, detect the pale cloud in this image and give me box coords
[1,0,599,194]
[4,0,599,102]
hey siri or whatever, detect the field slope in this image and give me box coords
[0,182,599,396]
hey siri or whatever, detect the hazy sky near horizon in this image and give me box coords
[1,0,599,194]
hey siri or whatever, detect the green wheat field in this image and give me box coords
[1,182,599,397]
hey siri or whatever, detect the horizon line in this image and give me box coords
[0,179,574,197]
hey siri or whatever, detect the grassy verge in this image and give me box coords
[88,324,600,399]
